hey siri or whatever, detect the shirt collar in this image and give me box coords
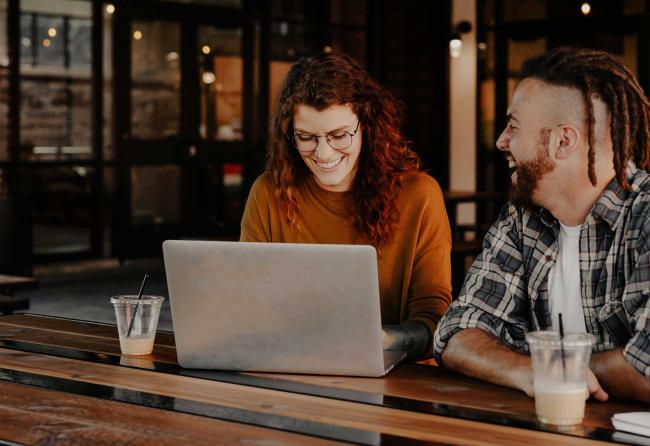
[591,161,639,230]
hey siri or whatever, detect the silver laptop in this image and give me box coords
[162,240,405,376]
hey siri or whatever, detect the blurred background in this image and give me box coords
[0,0,645,321]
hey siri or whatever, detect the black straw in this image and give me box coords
[126,273,150,338]
[558,313,567,380]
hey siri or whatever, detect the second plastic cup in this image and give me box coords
[111,295,165,355]
[526,331,595,426]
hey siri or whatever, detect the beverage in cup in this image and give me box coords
[111,295,164,355]
[526,331,595,426]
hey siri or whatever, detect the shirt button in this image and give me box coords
[545,255,553,261]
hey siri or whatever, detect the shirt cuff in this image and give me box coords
[623,330,650,379]
[433,306,502,365]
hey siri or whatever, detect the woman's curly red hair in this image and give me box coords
[267,52,420,246]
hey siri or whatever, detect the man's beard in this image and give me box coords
[509,128,555,209]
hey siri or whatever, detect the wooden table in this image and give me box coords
[0,314,647,446]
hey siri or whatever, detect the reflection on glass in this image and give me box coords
[331,29,365,65]
[20,79,93,161]
[330,0,365,25]
[69,18,91,68]
[20,14,33,65]
[130,165,180,226]
[131,21,180,140]
[20,3,93,161]
[36,16,64,67]
[198,26,243,141]
[30,166,94,255]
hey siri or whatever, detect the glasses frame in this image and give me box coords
[288,120,361,154]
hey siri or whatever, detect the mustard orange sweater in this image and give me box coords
[240,171,452,350]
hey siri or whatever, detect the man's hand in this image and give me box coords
[590,348,650,402]
[587,369,608,401]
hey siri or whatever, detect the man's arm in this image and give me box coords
[591,348,650,402]
[383,321,430,361]
[443,328,609,400]
[442,328,534,394]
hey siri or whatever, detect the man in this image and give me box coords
[434,47,650,402]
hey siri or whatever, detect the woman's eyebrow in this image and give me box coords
[294,124,352,134]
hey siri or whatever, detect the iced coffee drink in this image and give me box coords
[526,331,594,426]
[111,295,164,356]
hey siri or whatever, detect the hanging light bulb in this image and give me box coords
[105,4,115,14]
[133,30,143,40]
[581,2,591,15]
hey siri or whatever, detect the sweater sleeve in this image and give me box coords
[403,176,453,354]
[240,174,273,242]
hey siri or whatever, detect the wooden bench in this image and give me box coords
[0,274,36,314]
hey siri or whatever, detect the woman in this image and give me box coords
[240,52,451,360]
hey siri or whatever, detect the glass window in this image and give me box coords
[270,0,312,20]
[130,165,180,226]
[160,0,242,8]
[330,0,365,26]
[270,21,318,61]
[198,26,243,141]
[131,21,181,140]
[503,0,546,21]
[331,29,365,65]
[20,14,34,66]
[103,2,114,160]
[69,17,91,68]
[269,60,293,114]
[0,168,6,199]
[624,0,645,15]
[29,166,94,256]
[36,15,65,67]
[0,2,7,161]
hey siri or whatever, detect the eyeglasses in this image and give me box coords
[289,121,360,154]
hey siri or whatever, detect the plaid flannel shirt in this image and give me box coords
[434,163,650,379]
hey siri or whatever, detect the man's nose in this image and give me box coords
[495,129,508,151]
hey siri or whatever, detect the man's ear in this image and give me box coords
[550,125,580,161]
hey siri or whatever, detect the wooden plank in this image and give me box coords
[0,381,340,446]
[0,349,613,446]
[0,314,175,346]
[0,325,177,362]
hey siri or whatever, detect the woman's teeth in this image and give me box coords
[508,160,517,169]
[316,158,343,169]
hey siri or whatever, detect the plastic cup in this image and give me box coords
[526,331,595,426]
[111,295,164,355]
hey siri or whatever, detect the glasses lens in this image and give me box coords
[293,135,316,152]
[327,133,353,150]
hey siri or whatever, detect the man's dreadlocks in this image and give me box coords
[521,47,650,190]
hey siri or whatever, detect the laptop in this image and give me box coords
[162,240,406,376]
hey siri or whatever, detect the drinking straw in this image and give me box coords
[126,273,150,338]
[558,313,567,381]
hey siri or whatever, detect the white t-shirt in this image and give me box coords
[547,223,587,333]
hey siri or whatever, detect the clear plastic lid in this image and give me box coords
[525,330,595,348]
[110,295,165,305]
